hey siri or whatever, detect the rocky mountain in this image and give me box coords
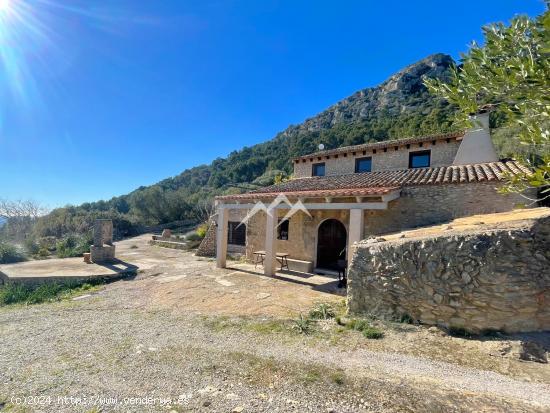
[283,53,455,136]
[35,53,459,235]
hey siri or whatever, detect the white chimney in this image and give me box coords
[452,109,498,165]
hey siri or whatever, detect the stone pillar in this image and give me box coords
[264,207,277,276]
[90,219,115,263]
[216,207,229,268]
[93,219,113,246]
[348,209,364,263]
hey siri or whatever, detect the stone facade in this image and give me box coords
[241,183,531,267]
[245,209,350,266]
[347,211,550,333]
[293,140,460,178]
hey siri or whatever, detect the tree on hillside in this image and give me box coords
[0,199,49,241]
[424,5,550,201]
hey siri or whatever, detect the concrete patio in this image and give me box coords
[0,257,137,285]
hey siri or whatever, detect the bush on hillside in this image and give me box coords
[23,237,40,256]
[0,242,26,264]
[56,234,93,258]
[196,223,209,238]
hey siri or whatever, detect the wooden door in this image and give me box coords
[316,219,347,269]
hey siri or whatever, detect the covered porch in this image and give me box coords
[215,188,400,276]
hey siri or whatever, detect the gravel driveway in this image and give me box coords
[0,238,549,413]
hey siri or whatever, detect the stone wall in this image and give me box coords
[347,211,550,333]
[195,221,216,257]
[293,140,460,178]
[363,183,532,237]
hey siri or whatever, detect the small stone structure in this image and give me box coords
[161,229,172,239]
[90,219,116,263]
[196,210,248,258]
[347,211,550,333]
[196,221,217,257]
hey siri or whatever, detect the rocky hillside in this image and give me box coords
[35,54,459,236]
[284,53,454,135]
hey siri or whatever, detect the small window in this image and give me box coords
[355,157,372,173]
[277,219,289,240]
[227,221,246,246]
[312,162,325,177]
[409,150,431,169]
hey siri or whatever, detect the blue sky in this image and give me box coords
[0,0,546,208]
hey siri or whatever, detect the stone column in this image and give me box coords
[90,219,115,263]
[216,207,229,268]
[348,209,364,263]
[264,207,277,276]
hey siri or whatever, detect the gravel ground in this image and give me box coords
[0,287,549,413]
[0,239,549,413]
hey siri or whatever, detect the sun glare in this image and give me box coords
[0,0,10,13]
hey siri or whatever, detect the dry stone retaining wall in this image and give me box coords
[347,213,550,333]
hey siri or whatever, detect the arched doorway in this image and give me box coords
[316,219,347,270]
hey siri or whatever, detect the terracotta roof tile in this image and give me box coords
[216,161,529,201]
[217,186,397,201]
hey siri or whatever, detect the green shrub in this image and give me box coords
[347,318,370,331]
[56,234,92,258]
[0,280,100,306]
[37,247,50,258]
[23,237,40,255]
[345,318,384,339]
[186,232,202,242]
[362,326,384,339]
[308,302,335,320]
[0,242,26,264]
[196,223,209,238]
[292,313,313,335]
[0,283,31,304]
[330,371,345,385]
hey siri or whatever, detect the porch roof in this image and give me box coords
[216,160,529,202]
[217,186,397,201]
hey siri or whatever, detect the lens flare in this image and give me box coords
[0,0,160,120]
[0,0,50,106]
[0,0,10,12]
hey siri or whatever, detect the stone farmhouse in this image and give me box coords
[210,109,534,276]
